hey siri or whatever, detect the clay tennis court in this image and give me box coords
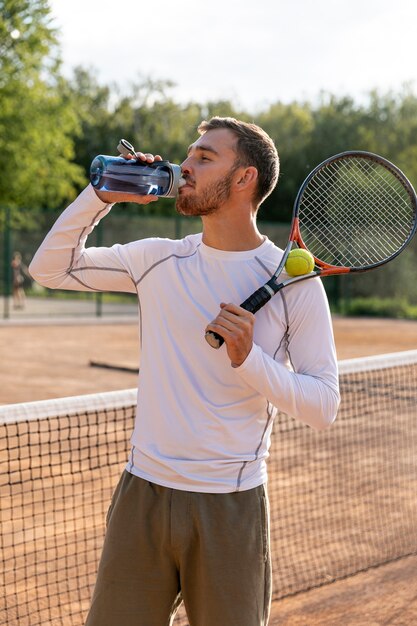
[1,315,417,625]
[2,315,417,405]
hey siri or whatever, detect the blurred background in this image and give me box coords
[1,0,417,319]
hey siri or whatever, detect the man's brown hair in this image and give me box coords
[197,116,279,207]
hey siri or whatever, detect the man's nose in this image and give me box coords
[180,157,192,174]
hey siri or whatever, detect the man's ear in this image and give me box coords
[235,166,258,188]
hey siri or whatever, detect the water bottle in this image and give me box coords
[90,139,185,198]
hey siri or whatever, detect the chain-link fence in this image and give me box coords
[1,206,416,320]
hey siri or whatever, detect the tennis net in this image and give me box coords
[1,349,417,625]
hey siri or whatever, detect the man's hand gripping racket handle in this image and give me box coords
[205,283,275,349]
[205,244,290,350]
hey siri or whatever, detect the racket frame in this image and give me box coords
[205,151,417,349]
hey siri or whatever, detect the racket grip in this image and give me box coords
[205,285,273,350]
[240,285,273,314]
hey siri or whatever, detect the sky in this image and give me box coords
[48,0,417,112]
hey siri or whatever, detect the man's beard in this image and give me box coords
[176,169,235,216]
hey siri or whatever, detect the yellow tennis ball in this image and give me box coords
[285,249,315,276]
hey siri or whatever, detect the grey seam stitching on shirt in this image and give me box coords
[137,288,143,349]
[254,256,274,278]
[280,290,290,327]
[68,205,111,272]
[273,291,290,360]
[235,461,248,492]
[69,264,136,289]
[254,259,290,362]
[235,402,273,492]
[254,402,274,459]
[255,257,289,359]
[254,257,290,360]
[128,446,135,473]
[70,265,129,274]
[231,256,281,491]
[134,245,201,287]
[67,271,103,292]
[281,291,296,370]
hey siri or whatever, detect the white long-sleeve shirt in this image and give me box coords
[30,185,340,493]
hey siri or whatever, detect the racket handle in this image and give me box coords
[205,329,225,349]
[205,285,273,350]
[240,285,273,314]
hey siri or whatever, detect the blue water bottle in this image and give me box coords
[90,139,184,198]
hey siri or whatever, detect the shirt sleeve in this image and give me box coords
[29,185,137,293]
[234,278,340,430]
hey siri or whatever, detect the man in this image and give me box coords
[30,117,340,626]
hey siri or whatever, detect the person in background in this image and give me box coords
[11,251,29,309]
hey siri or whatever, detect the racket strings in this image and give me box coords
[298,157,416,268]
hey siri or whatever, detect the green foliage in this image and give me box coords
[337,297,417,320]
[257,102,314,220]
[2,2,417,311]
[0,0,56,80]
[64,69,252,213]
[0,0,85,221]
[1,3,417,237]
[0,76,85,217]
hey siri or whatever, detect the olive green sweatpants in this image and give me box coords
[85,471,271,626]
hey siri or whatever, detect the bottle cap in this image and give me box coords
[117,139,136,158]
[165,163,183,197]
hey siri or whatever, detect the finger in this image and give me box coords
[205,322,230,342]
[219,302,255,323]
[206,310,250,335]
[206,317,234,335]
[214,310,241,328]
[123,193,159,204]
[205,317,252,356]
[128,152,163,163]
[135,152,159,163]
[139,196,159,203]
[220,302,247,313]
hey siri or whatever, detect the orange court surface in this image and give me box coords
[1,315,417,625]
[1,315,417,405]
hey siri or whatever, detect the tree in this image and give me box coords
[0,0,56,80]
[65,70,251,216]
[64,66,115,181]
[0,0,85,222]
[257,102,314,221]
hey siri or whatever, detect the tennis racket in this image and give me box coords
[205,150,417,349]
